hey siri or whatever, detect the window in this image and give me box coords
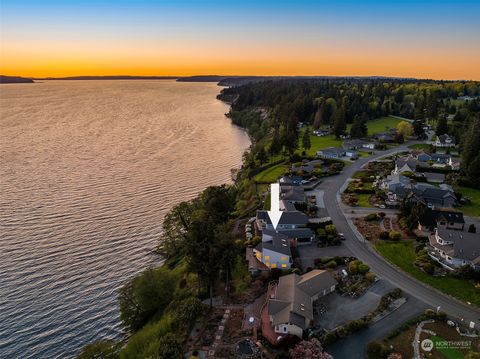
[281,256,287,261]
[281,264,287,268]
[265,255,270,260]
[271,263,277,269]
[283,326,287,333]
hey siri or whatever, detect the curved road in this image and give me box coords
[321,143,480,328]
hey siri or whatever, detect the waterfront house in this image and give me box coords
[256,210,308,231]
[253,230,293,270]
[263,270,337,343]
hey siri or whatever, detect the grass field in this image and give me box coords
[253,163,287,183]
[408,143,431,150]
[365,116,403,135]
[375,241,480,306]
[298,130,341,156]
[356,193,374,207]
[456,186,480,217]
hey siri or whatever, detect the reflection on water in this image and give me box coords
[0,80,250,358]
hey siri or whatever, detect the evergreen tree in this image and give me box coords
[256,146,267,165]
[461,118,480,187]
[313,106,323,129]
[436,113,448,136]
[332,105,346,138]
[302,127,311,150]
[350,114,363,138]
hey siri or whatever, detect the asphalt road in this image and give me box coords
[320,142,480,329]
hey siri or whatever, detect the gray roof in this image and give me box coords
[257,210,308,226]
[261,230,292,256]
[396,158,418,172]
[431,153,451,162]
[438,134,455,144]
[423,172,445,183]
[318,147,345,156]
[281,185,305,202]
[268,270,337,329]
[342,139,367,149]
[277,228,315,239]
[435,228,480,262]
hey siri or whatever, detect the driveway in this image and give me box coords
[315,279,395,330]
[297,243,354,270]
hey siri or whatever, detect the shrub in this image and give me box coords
[348,261,359,274]
[325,224,337,235]
[365,272,376,282]
[378,212,386,218]
[358,263,370,274]
[326,260,337,269]
[365,213,379,221]
[367,341,390,358]
[379,231,390,240]
[389,230,401,241]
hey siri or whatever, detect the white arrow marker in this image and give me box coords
[267,183,282,230]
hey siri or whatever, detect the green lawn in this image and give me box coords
[408,143,431,150]
[431,336,464,359]
[356,193,374,207]
[456,186,480,218]
[299,130,341,156]
[375,241,480,306]
[364,116,404,135]
[253,163,287,183]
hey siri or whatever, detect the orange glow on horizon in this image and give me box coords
[2,38,480,80]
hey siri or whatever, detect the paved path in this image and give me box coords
[319,142,480,330]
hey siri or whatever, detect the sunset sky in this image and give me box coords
[1,0,479,80]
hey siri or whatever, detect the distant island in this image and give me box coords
[0,75,34,84]
[1,74,420,86]
[32,75,178,81]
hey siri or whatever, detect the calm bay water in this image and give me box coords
[0,80,250,358]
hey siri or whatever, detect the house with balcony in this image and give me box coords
[428,227,480,269]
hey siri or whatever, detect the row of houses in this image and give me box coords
[380,173,457,208]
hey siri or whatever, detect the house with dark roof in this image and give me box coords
[374,132,396,143]
[392,157,418,174]
[422,172,445,183]
[418,208,465,232]
[264,270,337,341]
[316,147,345,159]
[253,230,293,270]
[280,184,306,203]
[428,227,480,269]
[256,210,309,231]
[431,153,453,166]
[411,183,457,208]
[434,134,456,148]
[416,151,433,162]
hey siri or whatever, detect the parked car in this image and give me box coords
[338,233,345,240]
